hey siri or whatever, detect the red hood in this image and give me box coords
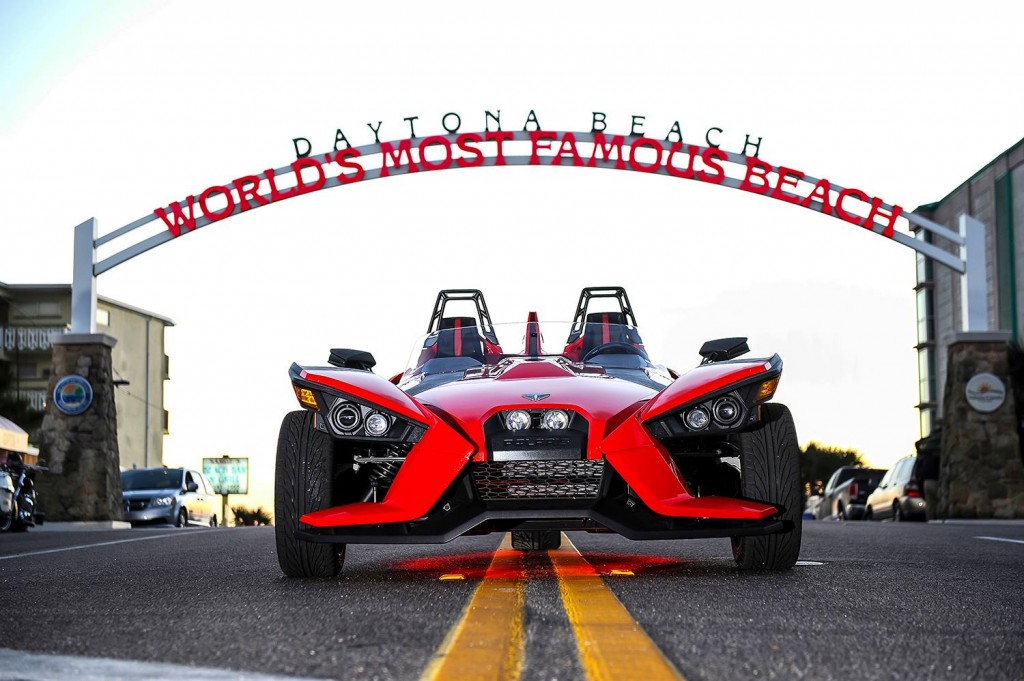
[414,358,656,460]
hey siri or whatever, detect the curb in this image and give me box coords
[32,521,132,532]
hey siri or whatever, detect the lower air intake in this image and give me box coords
[472,460,605,501]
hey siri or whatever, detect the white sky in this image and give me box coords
[1,1,1022,509]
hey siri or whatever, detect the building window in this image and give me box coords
[17,363,37,379]
[96,308,110,327]
[163,409,170,435]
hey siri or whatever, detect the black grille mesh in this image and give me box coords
[472,460,605,500]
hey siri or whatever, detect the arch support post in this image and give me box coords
[960,214,989,332]
[71,218,97,334]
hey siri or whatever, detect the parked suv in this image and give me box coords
[865,455,936,522]
[121,467,219,527]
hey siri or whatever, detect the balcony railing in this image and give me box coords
[1,327,67,352]
[2,389,47,411]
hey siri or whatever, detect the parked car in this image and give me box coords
[815,466,886,520]
[865,455,936,522]
[121,467,219,527]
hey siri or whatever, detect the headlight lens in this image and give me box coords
[684,407,710,430]
[541,409,569,430]
[330,403,362,433]
[365,412,391,436]
[712,396,741,427]
[505,410,531,431]
[151,496,174,506]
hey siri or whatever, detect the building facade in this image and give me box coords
[0,282,172,469]
[914,137,1024,438]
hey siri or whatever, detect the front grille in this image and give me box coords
[472,460,605,501]
[127,499,148,511]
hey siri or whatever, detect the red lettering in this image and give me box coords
[665,143,697,179]
[292,158,325,195]
[739,157,773,194]
[485,131,514,166]
[418,135,453,171]
[379,139,419,177]
[154,196,198,237]
[587,133,626,170]
[265,168,297,201]
[232,175,269,211]
[529,130,558,165]
[836,188,869,225]
[199,185,235,221]
[333,148,365,184]
[771,166,804,204]
[799,178,832,213]
[456,132,484,168]
[550,132,583,166]
[863,198,902,238]
[698,148,727,184]
[628,138,663,172]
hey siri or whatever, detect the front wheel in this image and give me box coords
[1,497,16,533]
[511,530,561,551]
[176,508,188,528]
[892,502,903,522]
[731,403,802,571]
[210,515,218,528]
[275,410,346,578]
[864,506,874,522]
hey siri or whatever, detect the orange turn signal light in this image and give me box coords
[294,386,319,410]
[757,376,780,402]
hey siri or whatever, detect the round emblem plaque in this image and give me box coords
[53,375,94,415]
[965,373,1006,414]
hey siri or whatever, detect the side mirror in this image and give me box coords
[328,348,376,371]
[699,337,749,363]
[186,482,199,493]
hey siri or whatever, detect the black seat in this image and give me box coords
[436,316,485,361]
[581,312,628,357]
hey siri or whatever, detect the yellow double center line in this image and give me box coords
[421,533,684,681]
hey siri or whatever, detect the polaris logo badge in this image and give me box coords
[522,393,550,401]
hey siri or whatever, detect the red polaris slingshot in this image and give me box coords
[275,287,801,577]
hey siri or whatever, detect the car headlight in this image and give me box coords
[684,407,710,430]
[541,409,569,430]
[151,496,175,506]
[365,412,391,437]
[505,410,531,431]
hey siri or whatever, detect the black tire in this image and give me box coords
[275,410,346,578]
[1,498,16,533]
[210,515,218,528]
[864,506,874,521]
[176,508,188,528]
[892,502,903,522]
[731,403,802,571]
[511,530,561,551]
[837,503,847,521]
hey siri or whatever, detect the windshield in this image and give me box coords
[400,320,654,383]
[121,468,183,491]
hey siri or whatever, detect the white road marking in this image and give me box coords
[975,536,1024,545]
[795,560,824,566]
[0,530,213,561]
[0,647,327,680]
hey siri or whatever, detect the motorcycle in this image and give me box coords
[0,453,45,533]
[0,467,14,532]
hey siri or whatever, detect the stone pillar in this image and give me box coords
[36,333,123,521]
[937,332,1024,518]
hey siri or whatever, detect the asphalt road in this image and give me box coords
[1,521,1022,680]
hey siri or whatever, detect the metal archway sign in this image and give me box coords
[71,127,985,334]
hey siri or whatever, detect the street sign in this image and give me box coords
[202,457,249,495]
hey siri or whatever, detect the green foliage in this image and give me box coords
[800,441,866,498]
[231,505,272,526]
